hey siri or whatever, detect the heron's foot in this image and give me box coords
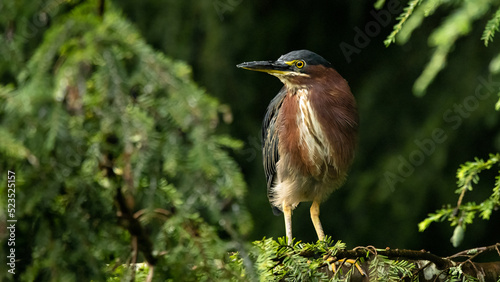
[325,257,366,276]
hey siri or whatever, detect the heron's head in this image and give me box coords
[237,50,332,86]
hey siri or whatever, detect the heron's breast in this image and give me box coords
[279,89,332,177]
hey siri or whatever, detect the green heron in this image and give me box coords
[238,50,358,245]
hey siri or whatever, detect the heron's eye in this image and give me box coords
[295,60,305,68]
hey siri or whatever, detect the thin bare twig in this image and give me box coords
[447,243,500,260]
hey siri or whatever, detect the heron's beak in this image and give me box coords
[237,60,293,75]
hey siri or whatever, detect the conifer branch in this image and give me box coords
[482,7,500,47]
[384,0,422,47]
[116,185,157,266]
[253,238,500,281]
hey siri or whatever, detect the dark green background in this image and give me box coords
[118,0,500,255]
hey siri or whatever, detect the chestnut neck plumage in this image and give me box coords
[278,65,358,179]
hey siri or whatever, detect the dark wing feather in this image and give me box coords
[261,87,287,215]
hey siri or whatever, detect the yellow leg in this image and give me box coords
[310,200,325,241]
[283,201,293,245]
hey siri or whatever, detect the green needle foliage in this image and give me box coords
[368,255,416,282]
[253,237,344,281]
[447,265,482,282]
[482,7,500,47]
[0,0,250,280]
[382,0,500,98]
[383,0,422,47]
[251,237,419,281]
[419,154,500,247]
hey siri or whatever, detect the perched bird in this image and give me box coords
[237,50,358,244]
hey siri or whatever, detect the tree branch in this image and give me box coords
[115,186,157,266]
[289,243,500,281]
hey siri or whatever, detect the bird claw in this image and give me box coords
[326,257,366,277]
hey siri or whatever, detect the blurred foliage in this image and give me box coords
[0,0,250,280]
[1,0,500,280]
[384,0,500,97]
[107,263,151,282]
